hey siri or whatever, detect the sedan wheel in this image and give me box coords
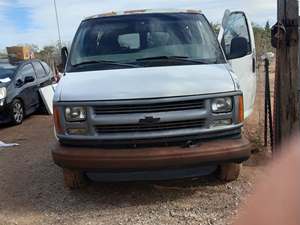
[11,100,24,125]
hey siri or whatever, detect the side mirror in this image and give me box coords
[15,79,24,88]
[228,37,249,60]
[24,76,35,84]
[61,47,69,69]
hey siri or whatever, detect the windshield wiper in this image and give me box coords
[72,60,140,68]
[135,56,214,64]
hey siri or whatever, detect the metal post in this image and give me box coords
[264,60,268,147]
[53,0,62,49]
[264,58,274,150]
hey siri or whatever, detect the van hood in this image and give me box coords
[57,64,236,101]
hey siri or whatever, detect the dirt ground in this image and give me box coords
[0,64,272,225]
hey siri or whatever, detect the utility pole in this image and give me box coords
[53,0,62,49]
[274,0,299,148]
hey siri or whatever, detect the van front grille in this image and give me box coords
[94,119,206,134]
[93,99,205,115]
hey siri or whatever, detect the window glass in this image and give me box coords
[68,13,225,72]
[146,32,170,48]
[41,62,50,74]
[17,64,35,80]
[222,13,251,57]
[0,64,16,79]
[118,33,140,49]
[33,62,47,78]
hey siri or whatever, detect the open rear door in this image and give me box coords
[39,84,56,115]
[219,10,257,118]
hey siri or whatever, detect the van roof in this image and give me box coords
[84,9,202,21]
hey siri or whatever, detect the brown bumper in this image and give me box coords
[52,138,251,171]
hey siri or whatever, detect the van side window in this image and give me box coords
[222,13,251,57]
[33,62,47,78]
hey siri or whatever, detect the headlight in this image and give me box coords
[0,99,5,107]
[0,87,7,100]
[211,97,233,113]
[65,107,87,122]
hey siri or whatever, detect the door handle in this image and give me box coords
[252,57,256,73]
[15,79,24,88]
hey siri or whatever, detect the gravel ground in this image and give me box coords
[0,116,266,225]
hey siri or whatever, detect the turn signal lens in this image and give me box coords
[211,119,233,128]
[53,106,63,134]
[238,95,244,123]
[67,128,88,135]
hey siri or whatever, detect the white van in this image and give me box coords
[52,9,256,189]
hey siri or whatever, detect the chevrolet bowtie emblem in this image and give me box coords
[139,116,161,124]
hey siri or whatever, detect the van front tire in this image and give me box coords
[63,168,88,189]
[218,163,241,182]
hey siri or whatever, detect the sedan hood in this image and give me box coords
[57,64,235,101]
[0,77,12,88]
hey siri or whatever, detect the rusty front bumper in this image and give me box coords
[52,137,251,172]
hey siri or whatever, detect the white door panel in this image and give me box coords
[220,10,257,119]
[229,54,256,118]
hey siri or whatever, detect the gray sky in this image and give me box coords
[0,0,276,49]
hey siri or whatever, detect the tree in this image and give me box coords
[20,44,40,53]
[0,49,7,59]
[252,23,273,58]
[265,21,271,31]
[211,22,221,34]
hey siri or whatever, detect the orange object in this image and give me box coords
[53,106,63,135]
[124,9,147,14]
[6,46,34,63]
[238,95,244,123]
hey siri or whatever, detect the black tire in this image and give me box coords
[9,99,24,125]
[36,94,48,115]
[218,163,241,182]
[63,168,88,190]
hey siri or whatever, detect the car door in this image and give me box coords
[218,10,257,118]
[40,61,54,82]
[32,61,52,86]
[15,63,38,112]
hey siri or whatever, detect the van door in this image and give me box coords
[218,10,257,118]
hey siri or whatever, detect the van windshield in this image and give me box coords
[67,13,225,72]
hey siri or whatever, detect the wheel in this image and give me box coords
[63,168,88,189]
[9,99,24,125]
[218,163,241,182]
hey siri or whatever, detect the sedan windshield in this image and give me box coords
[0,64,16,80]
[67,13,225,72]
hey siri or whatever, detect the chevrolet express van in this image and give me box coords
[52,9,256,189]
